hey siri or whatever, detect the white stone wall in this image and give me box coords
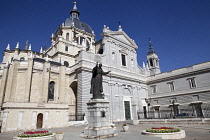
[1,105,69,132]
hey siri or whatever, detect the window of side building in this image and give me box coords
[167,82,175,91]
[187,77,196,88]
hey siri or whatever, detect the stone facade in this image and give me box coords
[146,62,210,119]
[0,3,209,132]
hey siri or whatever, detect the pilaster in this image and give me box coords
[40,62,50,103]
[24,59,33,102]
[58,65,66,103]
[5,61,19,102]
[0,65,9,107]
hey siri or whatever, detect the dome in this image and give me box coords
[64,18,93,34]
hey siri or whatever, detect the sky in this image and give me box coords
[0,0,209,72]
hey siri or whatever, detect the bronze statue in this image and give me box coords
[90,63,110,99]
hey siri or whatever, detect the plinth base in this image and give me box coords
[81,126,117,139]
[81,99,117,139]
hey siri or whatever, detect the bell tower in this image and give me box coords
[146,39,161,75]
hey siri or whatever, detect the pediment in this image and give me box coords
[107,31,138,49]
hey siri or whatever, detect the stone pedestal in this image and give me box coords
[81,99,117,139]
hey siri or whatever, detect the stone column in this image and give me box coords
[40,62,50,103]
[10,61,19,102]
[0,65,9,107]
[132,104,138,120]
[58,65,65,103]
[24,58,33,102]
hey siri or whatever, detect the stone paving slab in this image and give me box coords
[0,124,210,140]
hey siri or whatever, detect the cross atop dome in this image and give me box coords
[70,1,80,19]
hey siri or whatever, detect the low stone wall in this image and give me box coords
[142,130,186,140]
[139,118,210,125]
[13,134,55,140]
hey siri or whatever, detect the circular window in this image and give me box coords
[64,61,69,67]
[20,57,25,61]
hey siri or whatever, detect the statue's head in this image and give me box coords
[99,63,102,68]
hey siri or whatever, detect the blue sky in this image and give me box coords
[0,0,209,72]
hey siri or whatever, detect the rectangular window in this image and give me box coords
[168,82,175,91]
[150,85,156,94]
[121,54,126,66]
[65,46,68,52]
[193,95,199,101]
[153,100,158,104]
[187,78,196,88]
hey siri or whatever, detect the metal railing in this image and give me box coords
[69,113,85,121]
[137,104,210,119]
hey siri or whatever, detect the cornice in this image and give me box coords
[147,67,210,84]
[150,88,210,99]
[73,59,147,84]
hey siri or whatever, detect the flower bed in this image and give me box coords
[146,127,180,133]
[18,130,52,138]
[142,127,185,139]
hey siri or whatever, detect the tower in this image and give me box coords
[146,39,160,75]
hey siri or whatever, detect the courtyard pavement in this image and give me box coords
[0,124,210,140]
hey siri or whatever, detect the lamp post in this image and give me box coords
[145,98,151,119]
[172,100,175,119]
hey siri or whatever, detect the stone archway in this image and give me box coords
[70,81,77,120]
[36,113,43,128]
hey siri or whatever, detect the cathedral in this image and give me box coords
[0,3,209,132]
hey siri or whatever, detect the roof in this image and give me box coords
[64,18,93,34]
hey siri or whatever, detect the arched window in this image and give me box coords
[98,45,104,54]
[48,81,55,101]
[66,33,69,40]
[20,57,25,61]
[86,41,90,51]
[64,61,69,67]
[65,46,68,52]
[150,59,153,67]
[80,37,84,44]
[112,52,115,60]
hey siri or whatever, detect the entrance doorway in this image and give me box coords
[154,107,160,118]
[36,113,43,128]
[194,103,203,117]
[124,101,131,120]
[70,81,77,120]
[143,106,147,118]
